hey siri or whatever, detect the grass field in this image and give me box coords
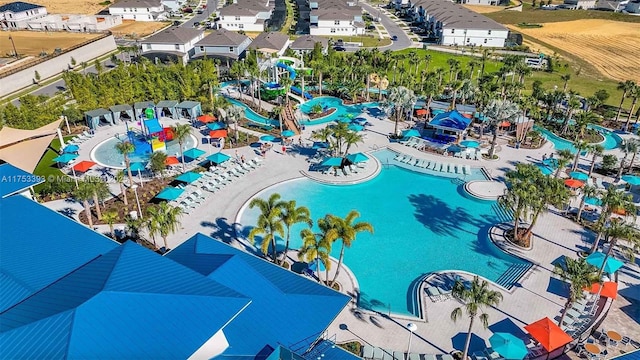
[109,21,169,39]
[32,137,69,192]
[462,4,506,13]
[0,0,110,15]
[484,3,640,23]
[0,31,102,57]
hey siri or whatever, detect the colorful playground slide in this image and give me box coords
[275,62,314,99]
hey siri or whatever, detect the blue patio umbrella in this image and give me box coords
[321,157,343,167]
[260,135,277,142]
[175,171,202,184]
[281,130,295,138]
[402,129,421,138]
[155,187,184,201]
[183,147,206,159]
[52,153,78,164]
[337,117,352,123]
[584,196,602,206]
[308,258,326,272]
[346,152,369,163]
[312,142,329,149]
[207,152,231,164]
[489,333,528,360]
[542,158,559,168]
[129,162,147,172]
[348,124,364,132]
[570,171,589,181]
[352,117,368,125]
[207,122,226,131]
[459,140,480,148]
[62,144,79,153]
[621,174,640,186]
[586,252,624,274]
[537,165,553,176]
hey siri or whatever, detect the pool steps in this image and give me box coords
[495,263,534,290]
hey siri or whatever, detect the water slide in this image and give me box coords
[290,86,313,100]
[274,60,313,99]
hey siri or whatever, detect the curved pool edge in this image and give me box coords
[301,152,382,185]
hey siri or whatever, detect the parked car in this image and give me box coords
[334,46,346,51]
[391,35,398,41]
[196,10,203,14]
[173,20,181,26]
[183,7,193,13]
[194,21,200,27]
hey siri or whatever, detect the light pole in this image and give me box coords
[8,34,18,59]
[406,323,417,353]
[132,184,143,219]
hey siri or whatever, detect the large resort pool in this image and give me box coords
[239,150,531,317]
[537,125,623,153]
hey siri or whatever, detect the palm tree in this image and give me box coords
[523,175,570,242]
[576,185,598,223]
[561,94,582,135]
[484,99,520,158]
[102,210,119,238]
[115,170,128,206]
[574,111,600,141]
[553,257,599,327]
[87,176,109,220]
[451,276,503,360]
[587,144,604,177]
[278,200,312,266]
[115,141,135,187]
[572,140,589,171]
[74,179,94,228]
[499,164,540,244]
[590,187,635,253]
[386,86,417,137]
[625,139,640,172]
[598,221,639,277]
[225,105,245,145]
[343,131,365,155]
[624,84,639,130]
[125,214,144,242]
[146,202,182,253]
[560,74,571,92]
[329,210,373,286]
[271,105,284,134]
[299,220,334,283]
[480,49,492,77]
[280,76,294,105]
[615,80,636,123]
[248,193,285,263]
[449,80,464,108]
[148,151,167,178]
[171,123,192,171]
[555,149,573,178]
[616,140,636,179]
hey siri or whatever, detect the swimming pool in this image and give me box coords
[225,98,279,127]
[239,149,529,317]
[590,125,623,150]
[299,96,381,125]
[92,135,197,168]
[536,125,621,153]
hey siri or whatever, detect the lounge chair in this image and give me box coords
[395,154,407,162]
[408,354,421,360]
[595,177,605,189]
[363,345,375,359]
[382,349,394,360]
[423,355,436,360]
[393,351,404,360]
[429,162,439,170]
[402,156,414,164]
[439,163,447,172]
[418,160,428,168]
[240,163,254,172]
[437,286,452,299]
[473,151,480,160]
[373,347,384,360]
[426,286,442,302]
[454,164,461,174]
[447,164,456,174]
[464,165,471,175]
[411,158,421,166]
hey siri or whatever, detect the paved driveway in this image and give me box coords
[360,2,413,51]
[182,0,218,28]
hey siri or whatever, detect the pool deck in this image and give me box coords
[43,109,640,355]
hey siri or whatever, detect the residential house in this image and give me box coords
[27,14,122,32]
[289,35,329,54]
[217,0,273,32]
[410,0,509,47]
[140,26,205,64]
[0,1,47,29]
[456,0,503,5]
[108,0,167,21]
[248,31,291,56]
[562,0,598,9]
[310,0,364,36]
[193,28,252,64]
[162,0,187,11]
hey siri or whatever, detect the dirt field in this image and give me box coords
[462,5,506,13]
[0,31,102,57]
[509,20,640,82]
[0,0,109,15]
[110,21,169,39]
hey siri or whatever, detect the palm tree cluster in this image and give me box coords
[73,176,111,228]
[248,193,373,287]
[310,122,364,156]
[0,94,68,129]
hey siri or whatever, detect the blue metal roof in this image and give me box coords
[0,163,45,198]
[0,241,250,359]
[0,194,117,312]
[429,110,472,132]
[0,1,43,12]
[166,234,351,358]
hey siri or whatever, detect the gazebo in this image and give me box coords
[427,110,472,143]
[176,101,202,121]
[134,101,156,120]
[109,104,134,124]
[85,108,113,130]
[156,100,179,119]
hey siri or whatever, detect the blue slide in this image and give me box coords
[290,86,313,100]
[276,62,297,80]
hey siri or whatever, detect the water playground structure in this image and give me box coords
[259,57,314,102]
[120,107,173,158]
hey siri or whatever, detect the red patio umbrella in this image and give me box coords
[584,281,618,299]
[165,156,179,166]
[72,160,97,173]
[416,109,428,117]
[499,121,511,128]
[197,114,217,123]
[524,317,573,352]
[209,129,228,138]
[564,179,585,188]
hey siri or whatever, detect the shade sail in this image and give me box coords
[155,187,184,201]
[207,122,226,130]
[197,114,217,123]
[321,157,343,167]
[402,129,421,138]
[564,179,585,188]
[281,130,295,138]
[524,317,573,352]
[346,153,369,163]
[489,333,528,360]
[570,171,589,181]
[63,144,79,153]
[175,171,202,183]
[165,156,180,165]
[585,281,618,299]
[209,130,228,138]
[183,148,206,159]
[52,153,78,164]
[621,174,640,186]
[586,252,624,274]
[207,152,231,164]
[72,161,97,173]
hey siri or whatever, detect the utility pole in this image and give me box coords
[8,34,18,59]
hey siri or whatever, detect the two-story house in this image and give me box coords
[562,0,597,9]
[140,27,205,64]
[289,35,329,54]
[193,28,252,65]
[108,0,167,21]
[248,31,290,57]
[310,0,364,36]
[0,1,47,29]
[217,0,273,32]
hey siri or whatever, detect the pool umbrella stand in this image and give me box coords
[165,156,180,166]
[72,160,97,173]
[524,317,573,352]
[260,135,277,142]
[308,259,326,272]
[585,252,624,274]
[155,187,184,201]
[320,157,343,167]
[206,121,226,130]
[569,171,589,181]
[53,153,78,165]
[63,144,80,153]
[584,281,618,299]
[564,179,585,188]
[459,140,480,148]
[209,130,228,138]
[621,174,640,186]
[175,171,202,184]
[281,130,295,138]
[197,114,216,123]
[346,153,369,163]
[401,129,421,138]
[183,147,206,160]
[489,333,528,360]
[207,152,231,164]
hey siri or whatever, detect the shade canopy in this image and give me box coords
[175,171,202,183]
[281,130,295,138]
[621,174,640,186]
[165,156,180,166]
[564,179,585,188]
[155,187,184,201]
[197,114,217,123]
[429,110,472,133]
[352,117,367,125]
[207,152,231,164]
[207,122,226,130]
[489,333,528,360]
[542,158,559,168]
[402,129,421,138]
[586,252,624,274]
[52,153,78,164]
[348,124,364,132]
[129,162,147,172]
[312,142,329,149]
[570,171,589,181]
[260,135,277,142]
[585,281,618,299]
[584,196,602,206]
[183,148,206,159]
[346,153,369,163]
[63,144,80,153]
[459,140,480,148]
[320,157,343,167]
[72,160,97,173]
[524,317,573,352]
[308,259,326,272]
[209,130,228,138]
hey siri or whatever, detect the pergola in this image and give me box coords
[156,100,179,119]
[85,108,113,130]
[109,104,134,124]
[176,101,202,121]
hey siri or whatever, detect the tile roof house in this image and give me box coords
[108,0,167,21]
[193,28,252,62]
[289,35,329,54]
[0,1,47,29]
[217,0,273,32]
[248,31,291,56]
[140,26,205,64]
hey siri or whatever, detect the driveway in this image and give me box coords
[360,2,413,51]
[182,0,218,28]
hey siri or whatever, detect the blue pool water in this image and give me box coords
[299,96,382,125]
[93,135,196,168]
[590,125,623,150]
[537,125,621,153]
[225,98,279,127]
[239,150,528,316]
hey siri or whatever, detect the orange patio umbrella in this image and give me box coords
[165,156,179,166]
[584,281,618,299]
[416,109,428,116]
[499,121,511,127]
[524,317,573,352]
[72,160,97,173]
[197,114,217,123]
[564,179,585,188]
[209,129,228,138]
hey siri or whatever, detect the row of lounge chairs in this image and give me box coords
[586,177,606,190]
[560,293,599,337]
[321,163,366,177]
[453,150,480,160]
[67,131,94,145]
[362,346,454,360]
[394,154,472,175]
[170,187,209,214]
[425,286,453,302]
[197,158,264,192]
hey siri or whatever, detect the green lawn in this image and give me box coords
[393,48,502,75]
[32,137,72,192]
[281,0,295,34]
[485,3,640,24]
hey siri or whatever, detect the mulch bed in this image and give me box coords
[307,108,336,119]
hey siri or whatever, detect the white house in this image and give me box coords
[247,32,290,57]
[193,28,252,63]
[108,0,167,21]
[310,0,364,36]
[140,27,205,64]
[0,1,47,29]
[217,0,273,32]
[562,0,597,9]
[411,0,508,47]
[162,0,187,11]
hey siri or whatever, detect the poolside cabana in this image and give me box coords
[455,104,476,115]
[429,101,450,116]
[427,110,472,143]
[176,101,203,121]
[109,104,134,124]
[85,108,113,130]
[134,101,156,120]
[156,100,179,119]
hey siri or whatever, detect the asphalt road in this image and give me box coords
[182,0,218,28]
[360,2,412,51]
